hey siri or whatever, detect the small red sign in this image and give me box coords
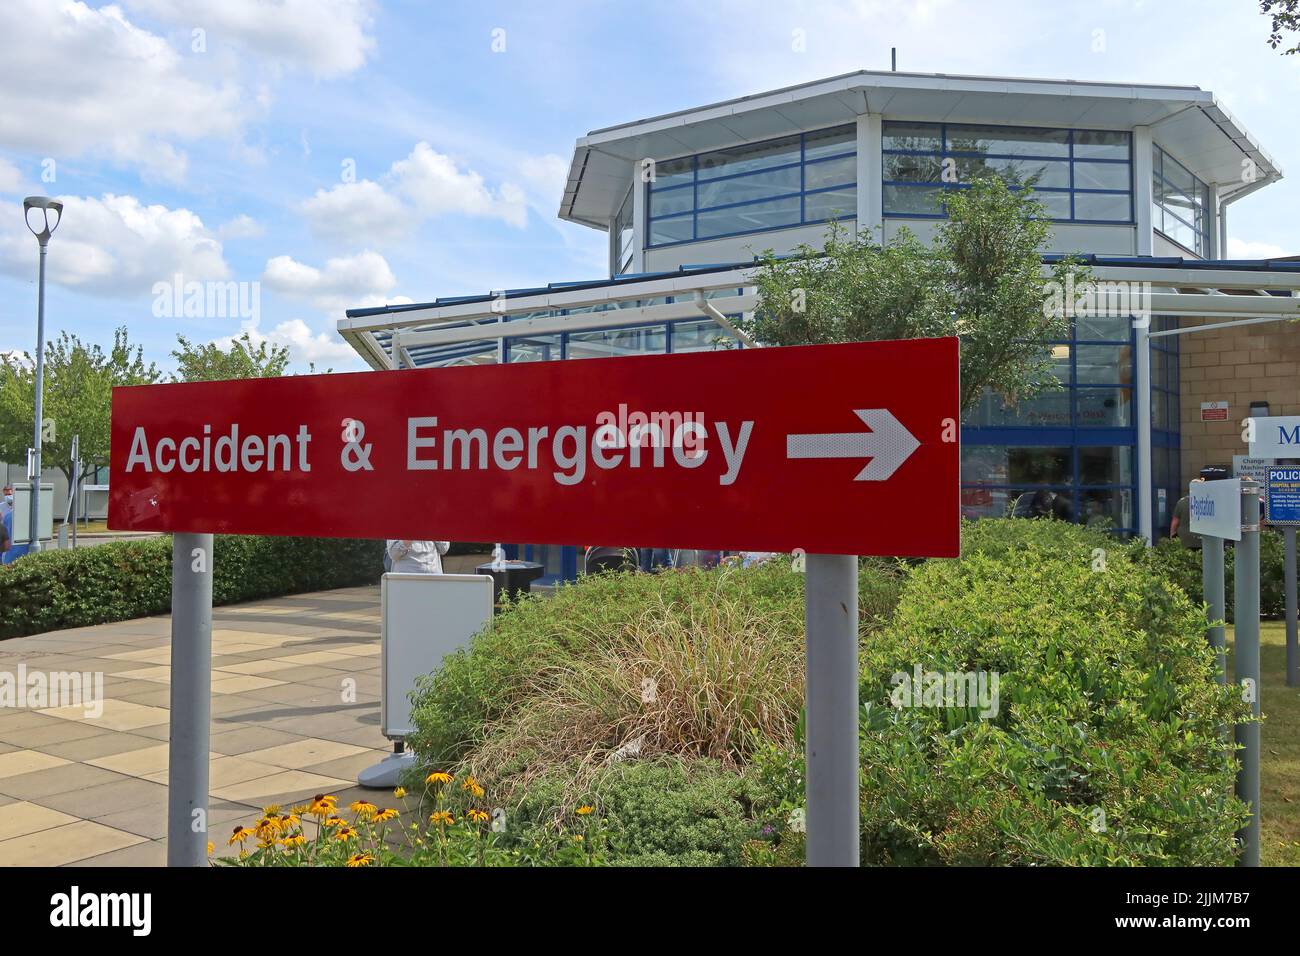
[110,338,961,557]
[1201,402,1229,422]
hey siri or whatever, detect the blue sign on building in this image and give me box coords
[1265,467,1300,527]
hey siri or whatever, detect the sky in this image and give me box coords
[0,0,1296,374]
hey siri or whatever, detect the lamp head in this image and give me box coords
[23,196,63,245]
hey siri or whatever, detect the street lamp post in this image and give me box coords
[22,197,62,553]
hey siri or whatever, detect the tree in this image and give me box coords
[743,177,1086,413]
[171,331,291,382]
[0,327,161,485]
[1262,0,1300,54]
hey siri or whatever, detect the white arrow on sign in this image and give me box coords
[786,409,920,481]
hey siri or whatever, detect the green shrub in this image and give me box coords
[844,532,1250,865]
[0,535,383,639]
[502,759,761,867]
[1140,532,1289,620]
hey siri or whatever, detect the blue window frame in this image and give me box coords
[1152,144,1212,256]
[646,125,857,248]
[882,121,1133,224]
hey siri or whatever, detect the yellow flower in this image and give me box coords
[254,817,280,841]
[576,805,595,816]
[207,841,214,856]
[333,825,358,842]
[461,775,485,798]
[467,809,490,824]
[283,833,307,847]
[393,787,407,799]
[374,808,399,823]
[573,835,584,843]
[350,800,378,819]
[429,810,454,827]
[262,804,283,817]
[324,815,346,828]
[308,794,338,817]
[291,803,311,816]
[425,771,453,786]
[280,812,301,829]
[228,825,254,846]
[346,852,375,868]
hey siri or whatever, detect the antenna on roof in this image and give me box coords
[891,47,897,71]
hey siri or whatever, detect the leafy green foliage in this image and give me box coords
[1138,532,1290,620]
[1263,0,1300,54]
[0,327,160,482]
[743,177,1084,411]
[0,535,382,639]
[171,331,293,382]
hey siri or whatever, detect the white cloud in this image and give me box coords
[0,158,23,195]
[299,142,532,242]
[1227,237,1288,260]
[513,153,569,215]
[236,317,360,367]
[216,214,264,240]
[0,193,229,297]
[0,1,244,182]
[261,250,410,315]
[126,0,377,77]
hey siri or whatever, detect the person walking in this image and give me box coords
[385,539,450,574]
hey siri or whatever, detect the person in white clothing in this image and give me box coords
[386,539,450,574]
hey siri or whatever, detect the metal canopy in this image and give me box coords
[339,256,1300,372]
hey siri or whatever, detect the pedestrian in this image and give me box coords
[385,539,450,574]
[1170,478,1207,549]
[0,485,12,521]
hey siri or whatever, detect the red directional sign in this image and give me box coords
[110,338,960,557]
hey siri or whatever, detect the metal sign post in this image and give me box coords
[1191,479,1241,685]
[804,554,859,867]
[167,532,213,867]
[1202,536,1227,683]
[1233,481,1261,868]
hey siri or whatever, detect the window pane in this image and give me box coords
[884,152,943,182]
[1160,213,1197,250]
[956,155,1070,189]
[962,445,1072,486]
[568,325,666,360]
[649,214,693,245]
[1032,191,1072,219]
[696,165,800,209]
[1076,387,1132,427]
[1073,130,1130,160]
[1074,192,1130,221]
[947,124,1070,157]
[696,195,800,237]
[1074,161,1130,191]
[1080,446,1133,485]
[1074,314,1131,341]
[1080,488,1133,530]
[804,125,855,160]
[882,122,941,152]
[804,155,856,190]
[652,157,694,190]
[698,135,800,180]
[965,384,1071,427]
[883,184,944,215]
[1076,344,1130,384]
[649,186,694,218]
[804,188,856,221]
[961,486,1017,520]
[672,319,740,352]
[507,335,562,363]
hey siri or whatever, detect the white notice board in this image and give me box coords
[381,572,493,739]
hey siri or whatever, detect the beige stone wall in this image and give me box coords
[1178,315,1300,488]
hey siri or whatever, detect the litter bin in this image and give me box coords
[475,560,545,608]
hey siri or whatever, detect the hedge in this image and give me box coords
[1139,533,1289,620]
[0,535,384,639]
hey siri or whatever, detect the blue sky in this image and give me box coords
[0,0,1296,373]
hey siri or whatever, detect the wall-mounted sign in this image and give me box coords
[1234,455,1273,484]
[1200,401,1229,422]
[1189,478,1243,541]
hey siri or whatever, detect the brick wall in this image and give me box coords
[1178,314,1300,488]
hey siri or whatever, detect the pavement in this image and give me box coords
[0,580,412,866]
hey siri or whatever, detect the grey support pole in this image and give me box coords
[168,532,213,867]
[1203,536,1227,684]
[1134,317,1153,546]
[804,553,859,867]
[28,242,47,553]
[1233,484,1261,867]
[1286,528,1297,688]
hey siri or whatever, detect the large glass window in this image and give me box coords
[882,122,1132,223]
[646,125,857,247]
[1152,144,1212,256]
[613,186,634,275]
